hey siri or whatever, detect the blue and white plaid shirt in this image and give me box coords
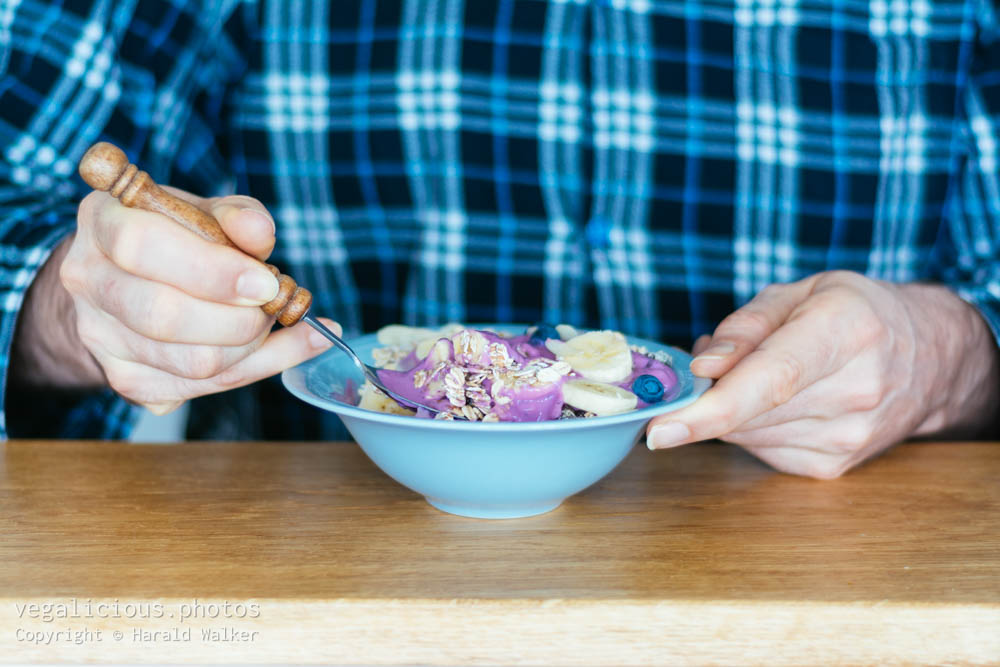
[3,0,1000,440]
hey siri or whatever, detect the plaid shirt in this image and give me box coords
[3,0,1000,440]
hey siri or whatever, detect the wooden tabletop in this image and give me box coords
[1,440,998,665]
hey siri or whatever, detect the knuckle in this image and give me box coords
[107,224,147,274]
[765,354,804,408]
[847,391,882,413]
[214,363,249,389]
[807,463,850,480]
[232,311,269,346]
[146,401,185,416]
[800,289,851,320]
[58,255,85,294]
[769,454,852,480]
[857,308,888,346]
[815,270,862,291]
[756,283,785,300]
[75,316,102,352]
[806,288,886,349]
[104,363,138,399]
[718,308,772,338]
[829,423,872,454]
[869,373,888,398]
[825,269,864,285]
[181,346,227,380]
[94,271,128,318]
[829,300,886,352]
[847,379,885,412]
[76,191,104,227]
[143,288,182,341]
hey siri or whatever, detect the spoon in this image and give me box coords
[77,142,449,417]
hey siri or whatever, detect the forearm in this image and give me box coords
[10,234,106,390]
[902,283,1000,439]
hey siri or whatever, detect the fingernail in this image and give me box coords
[242,207,276,235]
[309,328,332,349]
[694,342,735,362]
[236,269,279,303]
[648,422,691,449]
[214,204,275,235]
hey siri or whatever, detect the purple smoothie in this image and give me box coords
[374,328,677,421]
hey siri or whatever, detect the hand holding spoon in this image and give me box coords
[77,142,447,417]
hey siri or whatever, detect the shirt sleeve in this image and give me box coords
[939,3,1000,341]
[1,200,141,440]
[0,1,249,439]
[0,4,143,439]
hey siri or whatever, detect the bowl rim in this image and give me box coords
[282,325,712,430]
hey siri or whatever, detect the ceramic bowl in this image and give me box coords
[282,325,710,519]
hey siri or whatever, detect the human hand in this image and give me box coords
[646,271,1000,478]
[57,188,337,414]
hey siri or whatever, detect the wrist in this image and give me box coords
[898,282,1000,439]
[10,234,106,390]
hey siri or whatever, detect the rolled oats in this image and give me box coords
[536,361,572,385]
[488,342,514,368]
[370,325,653,421]
[453,329,487,362]
[461,404,482,421]
[650,349,673,365]
[631,344,673,366]
[444,367,467,407]
[466,386,491,411]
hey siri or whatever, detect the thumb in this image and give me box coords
[691,334,712,357]
[208,195,277,261]
[690,276,818,379]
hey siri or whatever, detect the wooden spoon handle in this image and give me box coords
[78,142,311,327]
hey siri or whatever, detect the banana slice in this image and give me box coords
[358,382,416,416]
[415,337,438,360]
[409,324,467,360]
[561,380,638,416]
[437,322,466,337]
[546,330,633,383]
[416,336,456,362]
[376,325,438,347]
[555,324,579,340]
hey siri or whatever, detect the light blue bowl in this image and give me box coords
[282,325,710,519]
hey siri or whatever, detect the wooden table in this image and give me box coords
[1,440,998,665]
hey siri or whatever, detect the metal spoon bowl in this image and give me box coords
[302,314,458,418]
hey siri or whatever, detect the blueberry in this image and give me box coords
[529,322,560,344]
[632,374,665,404]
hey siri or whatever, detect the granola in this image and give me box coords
[364,324,680,422]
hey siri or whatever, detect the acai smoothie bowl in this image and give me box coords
[283,323,710,518]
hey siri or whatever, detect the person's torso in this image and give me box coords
[217,0,975,345]
[23,0,982,438]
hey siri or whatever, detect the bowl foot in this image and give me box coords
[425,497,563,519]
